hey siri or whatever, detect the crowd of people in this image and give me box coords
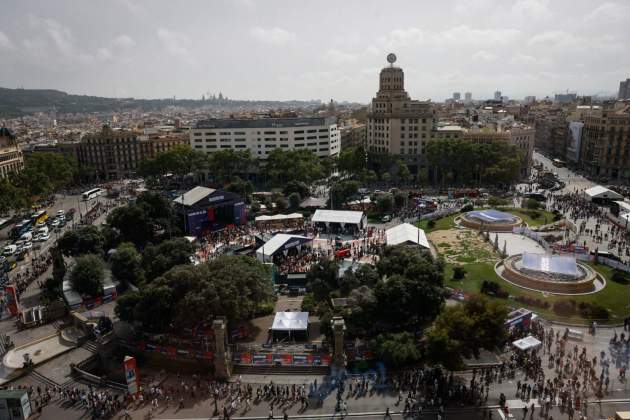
[12,253,51,297]
[548,191,630,264]
[274,248,327,275]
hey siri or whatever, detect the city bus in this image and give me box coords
[552,159,566,168]
[82,188,104,201]
[10,219,32,239]
[30,210,48,225]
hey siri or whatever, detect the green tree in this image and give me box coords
[283,181,310,199]
[139,144,208,180]
[51,246,66,283]
[110,242,144,288]
[376,194,393,214]
[142,238,194,282]
[396,160,412,184]
[208,149,254,182]
[226,176,254,198]
[306,259,340,301]
[107,205,153,247]
[275,196,288,213]
[338,146,367,175]
[373,246,444,328]
[70,254,105,297]
[0,178,28,213]
[57,226,105,256]
[288,192,301,209]
[15,152,77,198]
[524,198,541,210]
[116,255,273,332]
[330,180,360,209]
[264,149,326,186]
[425,295,508,369]
[374,332,421,368]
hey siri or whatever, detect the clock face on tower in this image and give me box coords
[386,53,397,64]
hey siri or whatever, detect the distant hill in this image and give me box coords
[0,87,321,117]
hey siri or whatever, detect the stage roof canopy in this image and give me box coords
[467,209,518,223]
[584,185,623,200]
[173,186,216,207]
[255,213,303,222]
[312,209,364,225]
[256,234,312,262]
[512,335,541,351]
[386,223,430,248]
[521,253,578,276]
[271,311,309,331]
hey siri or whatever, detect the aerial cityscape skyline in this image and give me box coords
[1,0,629,101]
[3,2,630,420]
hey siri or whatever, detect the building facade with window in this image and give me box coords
[580,102,630,182]
[366,57,436,170]
[0,127,24,179]
[189,117,340,159]
[77,125,187,180]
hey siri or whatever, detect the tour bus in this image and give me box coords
[10,220,32,239]
[30,210,48,225]
[82,188,104,201]
[552,158,566,168]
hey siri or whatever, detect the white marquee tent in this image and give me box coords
[584,186,623,202]
[256,234,312,263]
[385,223,430,249]
[512,335,542,351]
[271,312,309,331]
[311,210,365,229]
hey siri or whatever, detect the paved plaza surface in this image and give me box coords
[7,322,629,420]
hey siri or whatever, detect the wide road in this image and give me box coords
[533,151,595,194]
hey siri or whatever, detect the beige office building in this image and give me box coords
[366,55,436,169]
[0,127,24,179]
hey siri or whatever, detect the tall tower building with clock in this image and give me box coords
[366,53,436,171]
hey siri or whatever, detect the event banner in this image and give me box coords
[4,285,19,316]
[235,353,336,366]
[123,356,140,396]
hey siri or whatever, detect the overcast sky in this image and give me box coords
[1,0,629,102]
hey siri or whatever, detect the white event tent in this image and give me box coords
[385,223,430,249]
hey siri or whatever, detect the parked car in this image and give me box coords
[381,215,392,222]
[20,242,33,251]
[36,233,50,242]
[3,245,17,256]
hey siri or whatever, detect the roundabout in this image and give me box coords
[496,253,605,296]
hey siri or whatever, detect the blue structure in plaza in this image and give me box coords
[173,186,246,236]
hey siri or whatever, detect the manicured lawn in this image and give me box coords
[417,213,459,233]
[444,261,630,325]
[502,207,556,227]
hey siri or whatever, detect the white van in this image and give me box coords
[3,245,17,256]
[20,231,33,241]
[37,226,49,236]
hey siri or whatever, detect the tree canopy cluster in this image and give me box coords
[303,245,445,338]
[115,255,274,333]
[426,138,523,186]
[425,295,508,370]
[70,254,105,298]
[105,191,178,247]
[0,152,77,213]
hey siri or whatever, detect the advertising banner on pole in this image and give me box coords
[123,356,140,396]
